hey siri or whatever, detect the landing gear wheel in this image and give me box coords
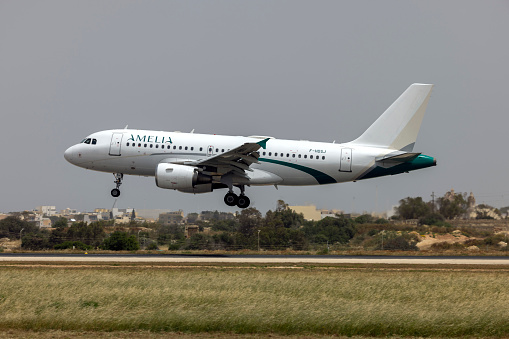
[237,195,250,209]
[224,192,239,206]
[111,173,123,198]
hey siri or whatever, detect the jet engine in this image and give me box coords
[155,163,211,190]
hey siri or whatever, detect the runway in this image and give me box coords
[1,253,509,265]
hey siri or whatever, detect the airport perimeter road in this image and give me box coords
[1,253,509,265]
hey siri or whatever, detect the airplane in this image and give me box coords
[64,83,436,209]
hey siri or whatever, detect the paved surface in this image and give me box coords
[1,253,509,265]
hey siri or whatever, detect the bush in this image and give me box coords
[54,241,92,251]
[101,231,139,251]
[430,242,464,250]
[167,243,182,251]
[146,242,159,250]
[419,213,445,226]
[382,236,418,251]
[21,233,50,250]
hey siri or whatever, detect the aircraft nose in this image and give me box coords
[64,146,75,163]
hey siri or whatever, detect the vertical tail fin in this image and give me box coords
[352,83,433,151]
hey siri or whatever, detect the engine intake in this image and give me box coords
[155,163,211,190]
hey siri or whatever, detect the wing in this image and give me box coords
[187,138,270,178]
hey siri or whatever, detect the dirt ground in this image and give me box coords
[0,238,20,251]
[416,231,470,250]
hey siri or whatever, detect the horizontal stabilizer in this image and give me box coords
[375,152,421,168]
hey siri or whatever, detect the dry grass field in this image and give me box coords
[1,263,509,338]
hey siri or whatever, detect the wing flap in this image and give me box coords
[188,138,270,177]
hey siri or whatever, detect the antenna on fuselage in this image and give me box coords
[124,125,128,129]
[190,129,195,133]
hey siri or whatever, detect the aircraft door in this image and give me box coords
[109,133,123,156]
[207,145,214,157]
[339,148,352,172]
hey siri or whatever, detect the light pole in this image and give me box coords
[257,229,261,251]
[20,228,24,248]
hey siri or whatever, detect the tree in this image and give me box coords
[0,216,38,239]
[53,217,69,229]
[418,213,446,226]
[438,193,467,219]
[22,233,50,250]
[265,200,305,229]
[237,208,262,236]
[101,231,139,251]
[304,216,356,244]
[396,197,431,219]
[66,221,106,247]
[355,214,374,224]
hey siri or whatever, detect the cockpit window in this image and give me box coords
[84,138,91,144]
[92,139,97,145]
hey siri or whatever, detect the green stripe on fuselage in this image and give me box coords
[358,154,436,180]
[259,158,337,184]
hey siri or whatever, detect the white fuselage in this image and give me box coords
[64,129,394,187]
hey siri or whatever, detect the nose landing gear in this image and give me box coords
[111,173,123,197]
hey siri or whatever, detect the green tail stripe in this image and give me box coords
[358,154,436,180]
[259,158,337,185]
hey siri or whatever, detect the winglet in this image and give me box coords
[257,138,270,150]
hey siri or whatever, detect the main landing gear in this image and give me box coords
[111,173,123,197]
[224,185,251,209]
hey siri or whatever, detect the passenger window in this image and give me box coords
[200,147,203,151]
[298,154,301,158]
[144,144,147,148]
[150,144,153,148]
[310,155,313,159]
[216,148,219,153]
[275,153,278,156]
[179,146,182,150]
[167,145,170,149]
[286,153,289,157]
[126,142,130,146]
[132,143,135,147]
[292,154,295,158]
[263,152,266,156]
[173,146,176,150]
[92,139,97,145]
[222,149,224,152]
[155,144,159,149]
[322,156,325,160]
[138,143,141,147]
[304,155,307,159]
[191,147,194,151]
[269,152,272,156]
[281,153,284,157]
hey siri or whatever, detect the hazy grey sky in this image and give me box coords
[1,1,508,215]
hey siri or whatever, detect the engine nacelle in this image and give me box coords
[155,163,211,190]
[178,184,213,194]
